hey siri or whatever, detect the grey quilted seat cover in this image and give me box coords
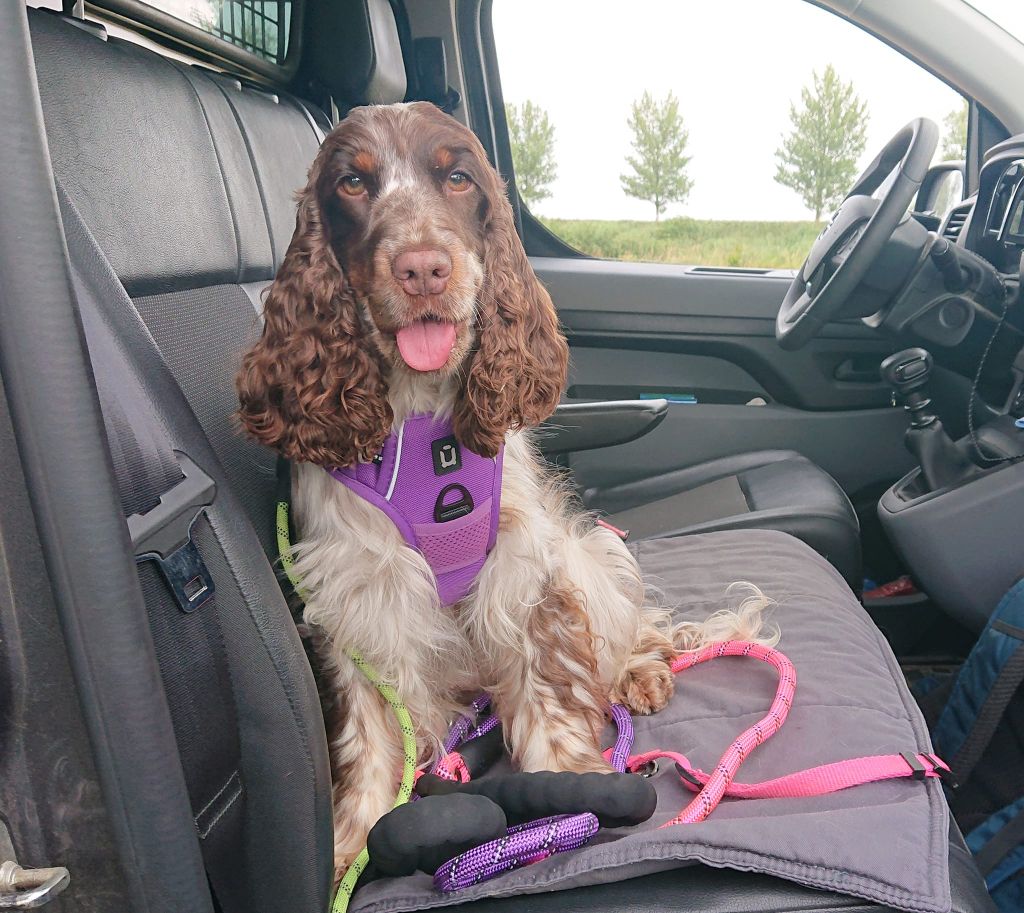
[352,530,951,913]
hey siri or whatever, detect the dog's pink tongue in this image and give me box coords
[395,319,457,372]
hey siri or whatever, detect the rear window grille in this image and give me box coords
[138,0,292,63]
[208,0,290,63]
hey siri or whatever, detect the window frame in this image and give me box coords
[86,0,304,82]
[468,0,1005,262]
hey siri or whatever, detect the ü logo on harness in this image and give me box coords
[432,436,462,475]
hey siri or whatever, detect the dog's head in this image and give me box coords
[237,102,568,466]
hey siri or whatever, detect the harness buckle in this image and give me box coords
[128,452,216,613]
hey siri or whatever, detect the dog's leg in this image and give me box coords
[471,435,675,770]
[564,523,676,717]
[469,509,609,772]
[324,656,406,884]
[494,577,611,773]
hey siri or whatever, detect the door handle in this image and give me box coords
[834,358,881,384]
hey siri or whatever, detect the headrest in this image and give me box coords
[309,0,407,106]
[29,9,321,295]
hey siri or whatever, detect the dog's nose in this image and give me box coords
[391,249,452,296]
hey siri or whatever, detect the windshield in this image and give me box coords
[965,0,1024,45]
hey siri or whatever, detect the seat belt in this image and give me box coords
[56,183,250,911]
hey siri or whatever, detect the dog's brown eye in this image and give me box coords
[447,171,472,192]
[340,175,365,196]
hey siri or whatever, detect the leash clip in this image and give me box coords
[634,759,660,778]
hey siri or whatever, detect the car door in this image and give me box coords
[462,0,979,520]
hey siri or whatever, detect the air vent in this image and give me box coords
[942,203,972,241]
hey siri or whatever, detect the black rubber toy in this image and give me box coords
[456,724,505,778]
[366,794,507,876]
[415,770,658,828]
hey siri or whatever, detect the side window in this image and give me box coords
[492,0,964,269]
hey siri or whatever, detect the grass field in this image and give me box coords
[537,217,822,269]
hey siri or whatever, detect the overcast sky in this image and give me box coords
[33,0,1024,222]
[493,0,1024,222]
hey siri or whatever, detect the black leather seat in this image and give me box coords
[595,450,861,589]
[24,6,988,913]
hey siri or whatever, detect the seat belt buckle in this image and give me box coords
[127,452,216,613]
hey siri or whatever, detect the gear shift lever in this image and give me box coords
[881,348,977,492]
[880,348,938,429]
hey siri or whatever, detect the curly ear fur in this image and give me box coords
[236,177,392,468]
[453,175,569,458]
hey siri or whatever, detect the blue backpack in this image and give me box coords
[919,579,1024,912]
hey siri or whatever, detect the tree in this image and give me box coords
[774,65,869,221]
[505,101,557,208]
[942,100,968,161]
[620,91,693,221]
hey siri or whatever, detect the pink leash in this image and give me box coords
[658,641,795,825]
[431,640,950,891]
[623,640,951,826]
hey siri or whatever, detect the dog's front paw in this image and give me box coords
[333,828,370,887]
[333,854,354,891]
[615,659,675,716]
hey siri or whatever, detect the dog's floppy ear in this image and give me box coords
[453,173,569,458]
[237,173,392,468]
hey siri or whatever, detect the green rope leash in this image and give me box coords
[276,500,418,913]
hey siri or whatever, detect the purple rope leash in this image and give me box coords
[442,694,494,754]
[608,704,632,774]
[433,814,600,892]
[432,703,634,892]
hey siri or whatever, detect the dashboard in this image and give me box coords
[919,135,1024,416]
[947,134,1024,274]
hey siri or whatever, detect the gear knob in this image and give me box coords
[881,348,936,428]
[880,347,932,393]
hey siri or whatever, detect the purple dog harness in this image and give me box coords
[328,413,504,606]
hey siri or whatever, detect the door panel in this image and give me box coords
[537,257,895,411]
[535,257,913,502]
[568,398,913,509]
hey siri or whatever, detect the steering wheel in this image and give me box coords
[776,118,939,350]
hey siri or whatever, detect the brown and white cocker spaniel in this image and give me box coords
[237,102,769,879]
